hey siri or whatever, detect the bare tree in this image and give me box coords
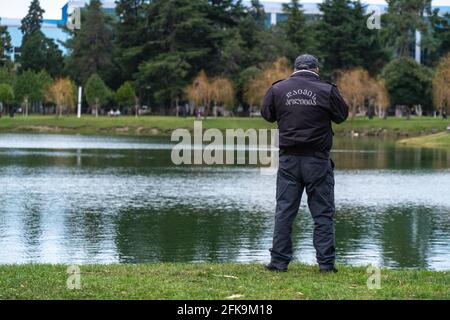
[366,78,390,119]
[47,78,76,117]
[244,57,292,113]
[185,71,235,118]
[337,68,371,119]
[211,77,235,115]
[433,53,450,116]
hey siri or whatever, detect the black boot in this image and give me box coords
[264,263,288,272]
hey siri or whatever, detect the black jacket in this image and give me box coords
[261,70,348,158]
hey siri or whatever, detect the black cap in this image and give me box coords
[294,54,319,70]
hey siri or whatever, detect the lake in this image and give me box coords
[0,133,449,270]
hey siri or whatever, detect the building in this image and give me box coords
[1,0,449,62]
[0,0,115,60]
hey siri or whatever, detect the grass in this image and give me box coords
[0,115,449,137]
[0,263,448,300]
[398,132,450,148]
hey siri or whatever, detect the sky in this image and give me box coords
[0,0,450,19]
[0,0,67,19]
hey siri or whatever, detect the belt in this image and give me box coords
[280,147,330,160]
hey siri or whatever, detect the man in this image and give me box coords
[261,54,349,273]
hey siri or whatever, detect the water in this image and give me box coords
[0,133,449,270]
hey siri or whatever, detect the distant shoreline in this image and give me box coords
[0,115,449,140]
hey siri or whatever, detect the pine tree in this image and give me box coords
[281,0,308,53]
[315,0,388,77]
[428,11,450,63]
[136,0,215,111]
[19,31,64,77]
[20,0,45,40]
[0,18,12,67]
[65,0,114,85]
[383,0,432,58]
[114,0,148,82]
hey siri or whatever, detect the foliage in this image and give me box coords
[0,67,14,85]
[211,77,235,110]
[280,0,310,60]
[85,73,111,116]
[428,12,450,62]
[243,57,292,108]
[432,53,450,112]
[185,70,235,115]
[0,83,14,106]
[0,18,12,67]
[382,0,432,58]
[114,0,148,84]
[65,0,114,85]
[316,0,389,77]
[19,31,64,77]
[135,0,216,110]
[47,78,76,117]
[116,81,136,113]
[383,57,432,109]
[14,71,42,105]
[20,0,45,40]
[337,68,390,118]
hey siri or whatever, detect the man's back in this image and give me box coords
[261,70,348,158]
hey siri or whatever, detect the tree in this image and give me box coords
[116,81,137,116]
[382,0,432,58]
[337,68,390,119]
[211,77,235,113]
[47,78,76,117]
[371,80,390,119]
[114,0,148,83]
[136,0,215,112]
[243,57,292,111]
[185,70,214,118]
[337,68,371,118]
[428,11,450,63]
[37,70,54,112]
[0,83,14,116]
[280,0,310,59]
[14,70,41,116]
[20,0,45,40]
[316,0,389,76]
[0,67,14,85]
[65,0,114,85]
[85,73,111,117]
[432,53,450,115]
[383,57,432,118]
[0,18,12,67]
[19,31,64,77]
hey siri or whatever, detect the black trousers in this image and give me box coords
[270,154,336,270]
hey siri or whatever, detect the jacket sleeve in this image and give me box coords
[329,85,349,124]
[261,86,277,123]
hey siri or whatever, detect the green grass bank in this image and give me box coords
[398,132,450,149]
[0,263,448,300]
[0,115,449,137]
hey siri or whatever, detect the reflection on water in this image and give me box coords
[0,134,449,270]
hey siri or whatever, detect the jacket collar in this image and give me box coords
[290,70,320,79]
